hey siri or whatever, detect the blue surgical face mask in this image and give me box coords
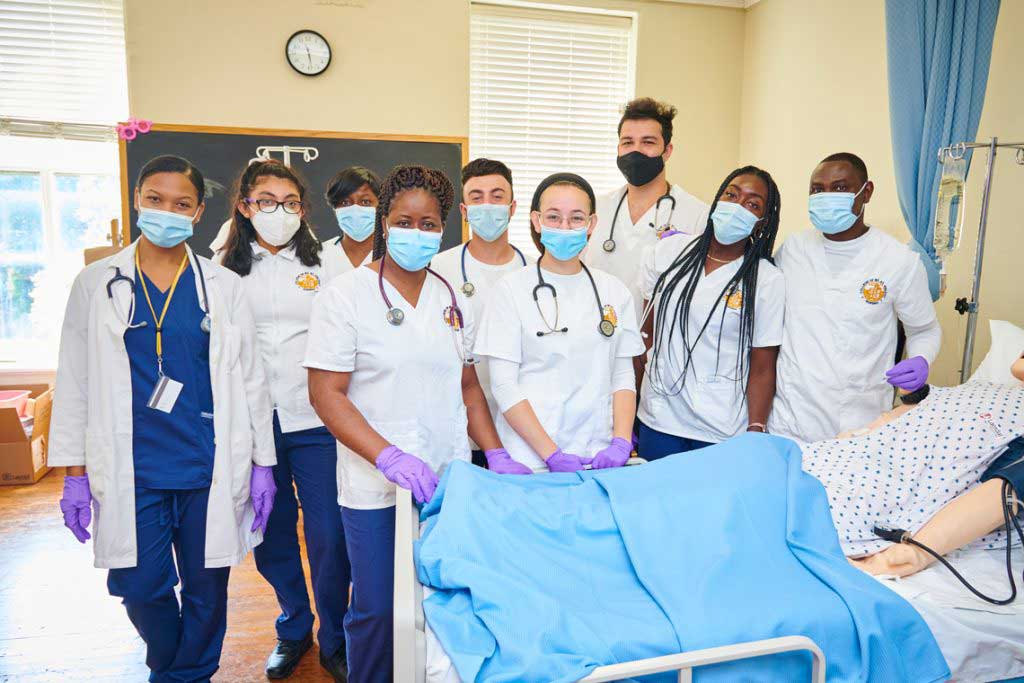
[137,207,195,248]
[540,226,588,261]
[386,226,442,272]
[467,203,511,242]
[808,182,867,235]
[711,201,760,245]
[335,205,376,242]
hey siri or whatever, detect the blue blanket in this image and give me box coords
[417,433,950,683]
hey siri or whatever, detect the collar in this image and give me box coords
[109,239,217,280]
[252,241,298,261]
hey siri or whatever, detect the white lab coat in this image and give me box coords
[585,183,709,320]
[638,233,786,443]
[474,265,645,469]
[769,228,941,442]
[49,241,276,569]
[303,267,473,510]
[321,236,373,283]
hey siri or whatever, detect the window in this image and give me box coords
[0,0,127,370]
[469,1,636,250]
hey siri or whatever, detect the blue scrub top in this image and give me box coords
[125,263,215,489]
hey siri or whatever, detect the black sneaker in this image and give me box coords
[265,632,313,680]
[319,646,348,683]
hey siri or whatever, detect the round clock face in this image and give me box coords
[286,30,331,76]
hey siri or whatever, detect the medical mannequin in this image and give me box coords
[218,159,350,681]
[322,166,380,281]
[52,155,275,682]
[585,97,709,320]
[430,158,535,469]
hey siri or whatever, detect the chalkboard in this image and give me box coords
[119,124,468,254]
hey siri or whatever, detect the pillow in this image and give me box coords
[969,319,1024,385]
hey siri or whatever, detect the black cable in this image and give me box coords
[872,479,1023,605]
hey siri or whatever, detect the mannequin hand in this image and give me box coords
[850,543,933,578]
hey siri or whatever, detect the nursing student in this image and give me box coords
[430,158,534,471]
[585,97,709,318]
[304,165,505,681]
[770,152,940,443]
[51,155,276,683]
[475,173,645,472]
[636,166,785,460]
[322,166,380,281]
[217,159,350,682]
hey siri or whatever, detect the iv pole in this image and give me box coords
[936,137,1024,382]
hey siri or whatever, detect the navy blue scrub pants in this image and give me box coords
[341,505,395,683]
[107,487,229,683]
[255,415,350,658]
[637,420,714,462]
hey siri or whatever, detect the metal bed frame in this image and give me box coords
[392,487,826,683]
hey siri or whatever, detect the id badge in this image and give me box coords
[147,375,183,413]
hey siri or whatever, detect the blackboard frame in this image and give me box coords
[118,122,469,249]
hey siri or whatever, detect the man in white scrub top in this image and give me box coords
[585,97,709,319]
[430,159,534,465]
[770,152,941,443]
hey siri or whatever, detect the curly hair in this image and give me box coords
[371,165,455,260]
[618,97,678,145]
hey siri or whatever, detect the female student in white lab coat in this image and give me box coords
[304,165,505,681]
[636,165,785,460]
[321,166,380,281]
[217,159,349,681]
[475,173,646,472]
[50,155,276,682]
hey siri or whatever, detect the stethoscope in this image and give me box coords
[107,253,211,333]
[460,242,527,297]
[532,261,616,338]
[378,255,476,365]
[602,182,677,253]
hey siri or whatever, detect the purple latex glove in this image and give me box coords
[250,465,277,534]
[484,448,532,475]
[376,445,439,504]
[659,229,682,240]
[59,475,92,543]
[591,437,632,470]
[544,448,594,473]
[885,355,929,392]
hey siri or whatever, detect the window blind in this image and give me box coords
[0,0,128,127]
[469,2,636,249]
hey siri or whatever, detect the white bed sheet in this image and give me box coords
[421,547,1024,683]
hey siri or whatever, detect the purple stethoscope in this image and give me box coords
[377,254,476,365]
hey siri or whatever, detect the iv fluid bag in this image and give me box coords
[933,156,966,260]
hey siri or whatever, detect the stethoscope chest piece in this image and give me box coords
[461,281,476,297]
[602,239,616,253]
[200,315,212,334]
[599,319,616,337]
[386,307,405,326]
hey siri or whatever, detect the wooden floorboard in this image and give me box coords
[0,470,336,682]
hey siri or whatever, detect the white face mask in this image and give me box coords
[251,207,302,246]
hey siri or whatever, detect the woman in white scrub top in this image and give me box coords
[637,166,785,460]
[304,165,504,681]
[475,173,645,473]
[321,166,380,282]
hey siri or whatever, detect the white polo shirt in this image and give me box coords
[321,236,373,283]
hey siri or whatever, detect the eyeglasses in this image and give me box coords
[245,198,303,214]
[533,210,591,229]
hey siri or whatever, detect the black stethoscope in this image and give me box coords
[107,251,212,333]
[460,242,526,297]
[602,183,677,253]
[378,255,475,365]
[532,261,616,338]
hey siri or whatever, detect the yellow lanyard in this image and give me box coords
[135,248,189,376]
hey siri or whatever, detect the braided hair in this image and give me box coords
[648,165,781,396]
[372,165,455,261]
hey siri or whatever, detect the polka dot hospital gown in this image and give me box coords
[801,382,1024,556]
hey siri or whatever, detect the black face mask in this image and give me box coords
[616,150,665,187]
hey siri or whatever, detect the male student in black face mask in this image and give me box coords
[585,97,709,320]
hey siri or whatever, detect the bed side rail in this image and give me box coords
[394,487,426,683]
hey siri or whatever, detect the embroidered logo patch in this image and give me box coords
[602,304,618,327]
[295,272,320,291]
[725,290,743,310]
[861,278,887,304]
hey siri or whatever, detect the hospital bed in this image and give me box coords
[392,487,826,683]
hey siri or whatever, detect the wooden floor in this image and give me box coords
[0,470,337,682]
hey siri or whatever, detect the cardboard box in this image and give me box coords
[0,383,53,486]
